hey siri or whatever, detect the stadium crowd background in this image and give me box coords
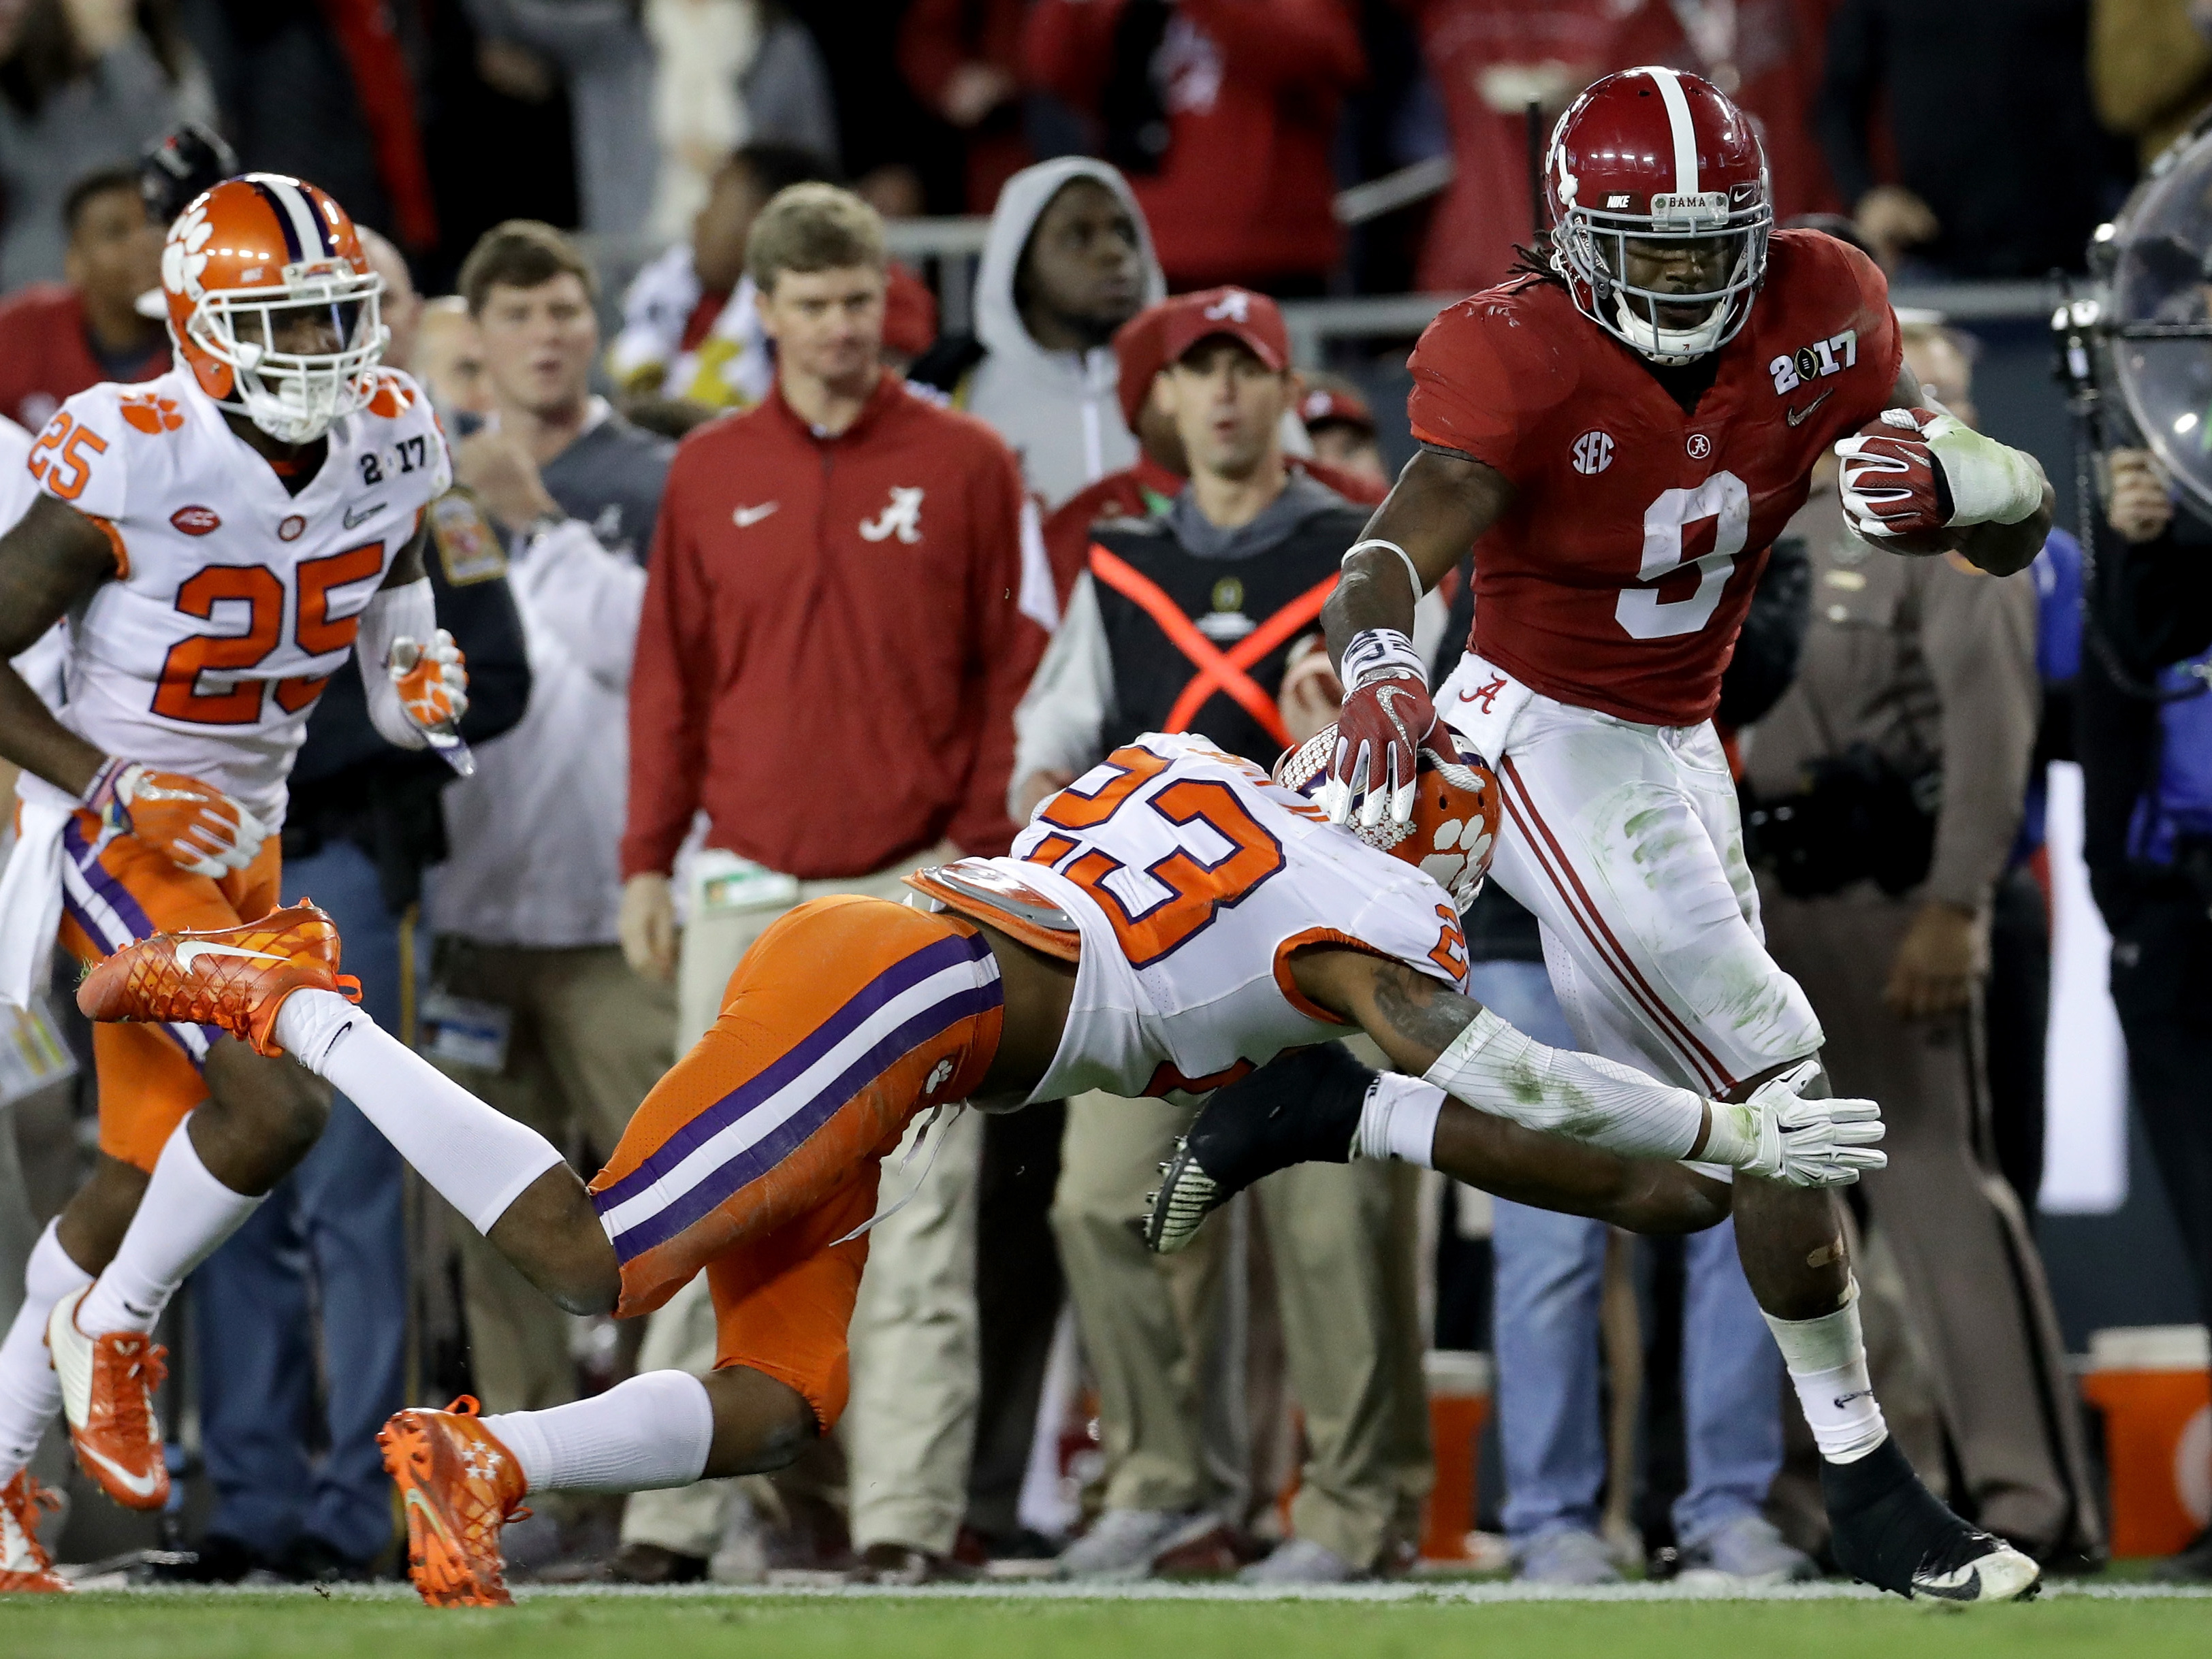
[1,0,2210,1594]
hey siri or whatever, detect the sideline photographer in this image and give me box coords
[1742,320,2099,1564]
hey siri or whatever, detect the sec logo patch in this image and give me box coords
[1570,430,1614,476]
[169,504,220,536]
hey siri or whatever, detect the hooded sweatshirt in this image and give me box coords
[958,158,1168,511]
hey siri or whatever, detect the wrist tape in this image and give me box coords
[1339,628,1427,693]
[1420,1007,1705,1159]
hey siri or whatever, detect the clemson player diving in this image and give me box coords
[1277,68,2053,1603]
[0,174,464,1592]
[74,730,1882,1605]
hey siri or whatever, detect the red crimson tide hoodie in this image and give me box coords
[624,369,1051,880]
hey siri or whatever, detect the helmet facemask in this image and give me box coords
[182,261,388,445]
[1553,186,1771,366]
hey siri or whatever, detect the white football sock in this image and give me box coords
[76,1116,261,1336]
[1763,1276,1890,1464]
[0,1222,93,1479]
[274,988,564,1234]
[1353,1074,1445,1167]
[484,1370,715,1494]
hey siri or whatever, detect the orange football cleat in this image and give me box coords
[76,901,359,1058]
[377,1396,528,1607]
[0,1470,70,1593]
[46,1286,169,1511]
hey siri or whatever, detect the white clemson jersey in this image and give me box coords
[33,368,450,826]
[1001,733,1472,1105]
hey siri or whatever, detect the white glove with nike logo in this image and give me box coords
[1699,1060,1887,1187]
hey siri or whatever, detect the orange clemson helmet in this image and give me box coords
[1275,720,1500,909]
[161,174,387,445]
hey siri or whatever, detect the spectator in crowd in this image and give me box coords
[1816,0,2129,276]
[0,165,165,432]
[898,0,1029,213]
[615,182,1046,1583]
[1296,374,1386,490]
[2091,0,2212,169]
[181,0,436,252]
[417,296,498,423]
[0,0,207,291]
[1023,0,1364,294]
[1011,290,1430,1585]
[414,225,679,1449]
[641,0,840,242]
[609,143,839,412]
[2080,441,2212,1583]
[912,157,1161,511]
[182,238,532,1583]
[1744,321,2101,1564]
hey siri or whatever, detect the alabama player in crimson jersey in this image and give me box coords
[0,174,466,1584]
[1302,69,2054,1603]
[70,730,1881,1605]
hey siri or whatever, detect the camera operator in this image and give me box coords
[2078,439,2212,1584]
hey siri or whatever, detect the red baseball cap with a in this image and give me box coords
[1156,287,1290,374]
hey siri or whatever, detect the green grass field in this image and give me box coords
[5,1586,2209,1659]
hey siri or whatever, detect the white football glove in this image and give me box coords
[86,758,269,879]
[1700,1059,1888,1187]
[388,628,469,735]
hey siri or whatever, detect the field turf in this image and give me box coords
[4,1583,2207,1659]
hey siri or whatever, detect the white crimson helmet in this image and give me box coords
[163,173,387,445]
[1545,66,1773,365]
[1276,723,1500,909]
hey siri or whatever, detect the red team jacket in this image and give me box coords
[1408,229,1901,727]
[623,370,1048,880]
[0,285,165,432]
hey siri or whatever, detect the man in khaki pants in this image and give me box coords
[615,184,1048,1581]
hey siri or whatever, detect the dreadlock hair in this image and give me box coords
[1506,236,1567,288]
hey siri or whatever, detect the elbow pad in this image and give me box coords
[356,577,436,750]
[1420,1007,1705,1160]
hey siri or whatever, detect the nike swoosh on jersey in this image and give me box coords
[343,502,387,528]
[174,942,285,972]
[74,1439,163,1500]
[1785,389,1836,427]
[732,502,780,528]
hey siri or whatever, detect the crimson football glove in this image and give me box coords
[388,629,469,735]
[86,758,270,879]
[1834,408,1953,541]
[1317,629,1449,831]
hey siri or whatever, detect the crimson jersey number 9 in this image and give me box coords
[1023,746,1286,967]
[153,542,387,724]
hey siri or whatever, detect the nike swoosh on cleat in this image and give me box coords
[402,1486,458,1546]
[1786,389,1835,428]
[74,1440,162,1500]
[732,502,780,528]
[174,942,285,971]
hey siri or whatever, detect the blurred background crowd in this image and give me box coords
[3,0,2212,1600]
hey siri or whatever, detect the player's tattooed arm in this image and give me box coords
[0,494,125,794]
[1431,1107,1733,1237]
[1885,357,2051,579]
[1321,448,1516,666]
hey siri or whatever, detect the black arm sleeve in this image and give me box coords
[1717,537,1812,730]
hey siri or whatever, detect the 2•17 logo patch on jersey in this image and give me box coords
[1769,329,1859,396]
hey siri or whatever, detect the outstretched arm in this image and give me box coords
[1431,1104,1733,1236]
[0,493,123,794]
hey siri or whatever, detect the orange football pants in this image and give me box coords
[586,895,1004,1430]
[54,811,283,1172]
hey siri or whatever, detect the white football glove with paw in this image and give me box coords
[86,758,269,879]
[1699,1059,1888,1187]
[387,628,469,735]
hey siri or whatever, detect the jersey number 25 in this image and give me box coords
[153,543,386,724]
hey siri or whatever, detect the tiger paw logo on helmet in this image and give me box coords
[118,393,185,435]
[162,201,213,302]
[1274,722,1501,909]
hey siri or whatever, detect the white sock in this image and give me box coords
[275,988,564,1234]
[484,1370,715,1494]
[1353,1074,1445,1167]
[0,1223,93,1479]
[77,1117,261,1336]
[1762,1276,1890,1464]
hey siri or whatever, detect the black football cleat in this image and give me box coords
[1142,1044,1374,1255]
[1822,1437,2041,1606]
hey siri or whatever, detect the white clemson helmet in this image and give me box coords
[1277,721,1499,909]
